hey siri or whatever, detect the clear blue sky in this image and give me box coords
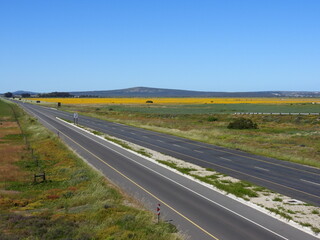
[1,0,319,93]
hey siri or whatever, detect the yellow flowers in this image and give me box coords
[27,98,320,105]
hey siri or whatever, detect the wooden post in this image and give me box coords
[34,172,46,183]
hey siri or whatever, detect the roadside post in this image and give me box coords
[157,203,160,223]
[73,112,78,124]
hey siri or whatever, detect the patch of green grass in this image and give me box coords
[2,133,23,140]
[286,209,296,214]
[311,209,319,214]
[266,208,293,221]
[299,222,312,227]
[157,160,196,174]
[92,130,103,136]
[104,136,133,151]
[137,149,152,158]
[0,99,14,118]
[273,197,283,202]
[212,181,258,198]
[311,227,320,234]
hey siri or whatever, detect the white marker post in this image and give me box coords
[157,203,160,223]
[73,112,78,124]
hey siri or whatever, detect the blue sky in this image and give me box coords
[0,0,319,93]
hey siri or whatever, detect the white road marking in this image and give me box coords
[157,140,164,143]
[220,157,232,162]
[143,135,149,138]
[254,166,270,172]
[194,150,203,153]
[131,132,136,135]
[300,179,320,186]
[173,144,184,148]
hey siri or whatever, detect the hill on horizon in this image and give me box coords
[70,87,320,98]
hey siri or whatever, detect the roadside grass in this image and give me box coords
[0,100,181,240]
[58,103,320,168]
[266,208,293,221]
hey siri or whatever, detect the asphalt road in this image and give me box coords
[14,101,319,240]
[17,102,320,206]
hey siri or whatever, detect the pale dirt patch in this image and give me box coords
[0,190,20,195]
[251,194,320,229]
[0,122,20,138]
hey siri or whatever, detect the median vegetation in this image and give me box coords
[0,100,180,240]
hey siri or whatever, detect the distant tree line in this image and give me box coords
[4,92,13,98]
[37,92,74,98]
[21,93,31,97]
[79,95,99,98]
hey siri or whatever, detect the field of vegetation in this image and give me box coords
[56,102,320,168]
[27,97,320,105]
[0,99,180,240]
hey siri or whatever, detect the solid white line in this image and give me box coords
[220,157,232,162]
[254,166,270,172]
[54,117,288,240]
[300,179,320,186]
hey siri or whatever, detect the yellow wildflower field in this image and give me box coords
[27,98,320,105]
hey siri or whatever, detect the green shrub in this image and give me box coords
[227,118,258,129]
[207,116,218,122]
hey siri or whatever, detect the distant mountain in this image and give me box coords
[70,87,320,98]
[13,90,39,95]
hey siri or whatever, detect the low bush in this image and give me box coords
[207,116,218,122]
[227,118,258,129]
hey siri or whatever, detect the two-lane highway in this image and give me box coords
[14,100,318,240]
[18,102,320,206]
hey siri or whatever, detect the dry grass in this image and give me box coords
[0,118,27,182]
